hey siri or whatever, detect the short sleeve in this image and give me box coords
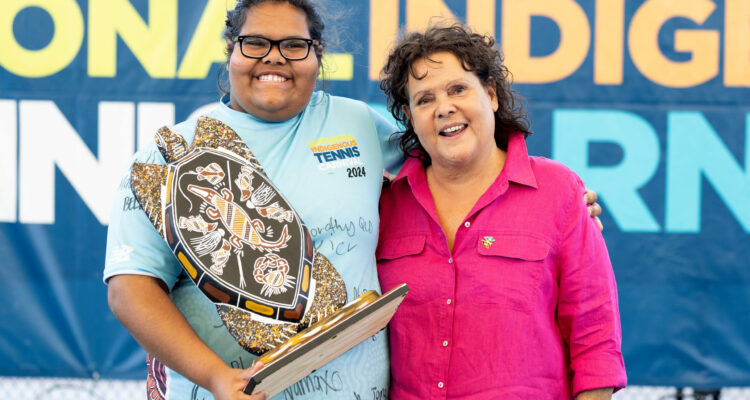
[103,144,183,289]
[368,106,404,174]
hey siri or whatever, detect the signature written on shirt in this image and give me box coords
[283,369,343,399]
[309,216,374,256]
[354,387,388,400]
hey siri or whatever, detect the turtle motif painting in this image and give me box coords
[130,116,347,354]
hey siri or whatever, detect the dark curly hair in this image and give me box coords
[219,0,326,94]
[380,23,531,165]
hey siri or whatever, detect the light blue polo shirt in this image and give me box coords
[105,91,402,399]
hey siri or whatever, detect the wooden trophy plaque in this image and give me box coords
[244,283,409,397]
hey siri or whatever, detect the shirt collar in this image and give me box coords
[503,131,538,189]
[392,131,538,189]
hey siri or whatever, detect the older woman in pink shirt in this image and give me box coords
[376,24,626,399]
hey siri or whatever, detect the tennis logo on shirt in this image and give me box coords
[308,134,364,172]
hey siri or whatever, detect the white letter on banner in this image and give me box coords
[19,101,135,224]
[666,112,750,232]
[552,109,661,232]
[137,102,175,151]
[0,100,17,222]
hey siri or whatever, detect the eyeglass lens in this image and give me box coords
[241,37,311,60]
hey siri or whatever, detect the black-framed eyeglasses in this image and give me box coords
[232,35,319,61]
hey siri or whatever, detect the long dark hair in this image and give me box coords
[380,23,531,165]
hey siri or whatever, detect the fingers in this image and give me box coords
[240,361,264,382]
[249,391,269,400]
[248,361,264,375]
[583,188,598,205]
[583,188,603,230]
[587,202,602,218]
[587,203,604,231]
[594,216,603,231]
[243,361,268,399]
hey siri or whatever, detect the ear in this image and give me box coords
[226,40,234,71]
[486,79,499,113]
[401,104,412,123]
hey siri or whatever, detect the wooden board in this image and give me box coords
[244,284,409,397]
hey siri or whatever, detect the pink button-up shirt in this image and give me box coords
[377,132,626,399]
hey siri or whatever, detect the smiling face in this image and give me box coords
[228,2,320,122]
[404,51,500,170]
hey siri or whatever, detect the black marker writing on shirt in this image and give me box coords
[283,369,343,399]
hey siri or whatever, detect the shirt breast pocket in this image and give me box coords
[471,233,550,311]
[376,235,430,304]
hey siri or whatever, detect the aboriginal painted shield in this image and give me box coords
[130,116,347,355]
[163,147,312,323]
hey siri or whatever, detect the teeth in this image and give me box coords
[258,74,288,82]
[442,125,465,134]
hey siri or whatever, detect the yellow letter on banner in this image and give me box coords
[502,0,590,84]
[0,0,83,78]
[724,0,750,87]
[177,0,231,79]
[628,0,718,88]
[88,0,177,78]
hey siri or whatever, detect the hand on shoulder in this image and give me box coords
[583,187,604,231]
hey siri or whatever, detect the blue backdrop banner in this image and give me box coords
[1,0,748,386]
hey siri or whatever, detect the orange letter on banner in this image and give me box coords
[502,0,590,84]
[368,0,399,80]
[628,0,718,88]
[406,0,457,32]
[406,0,493,35]
[594,0,625,85]
[724,0,750,87]
[467,0,496,36]
[368,0,496,81]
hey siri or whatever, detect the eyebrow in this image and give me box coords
[410,89,431,102]
[240,33,312,40]
[410,79,470,102]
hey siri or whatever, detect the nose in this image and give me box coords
[435,96,456,119]
[261,43,286,65]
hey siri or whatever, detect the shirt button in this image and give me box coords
[438,382,444,389]
[448,258,453,264]
[464,221,470,228]
[446,299,452,305]
[442,340,449,347]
